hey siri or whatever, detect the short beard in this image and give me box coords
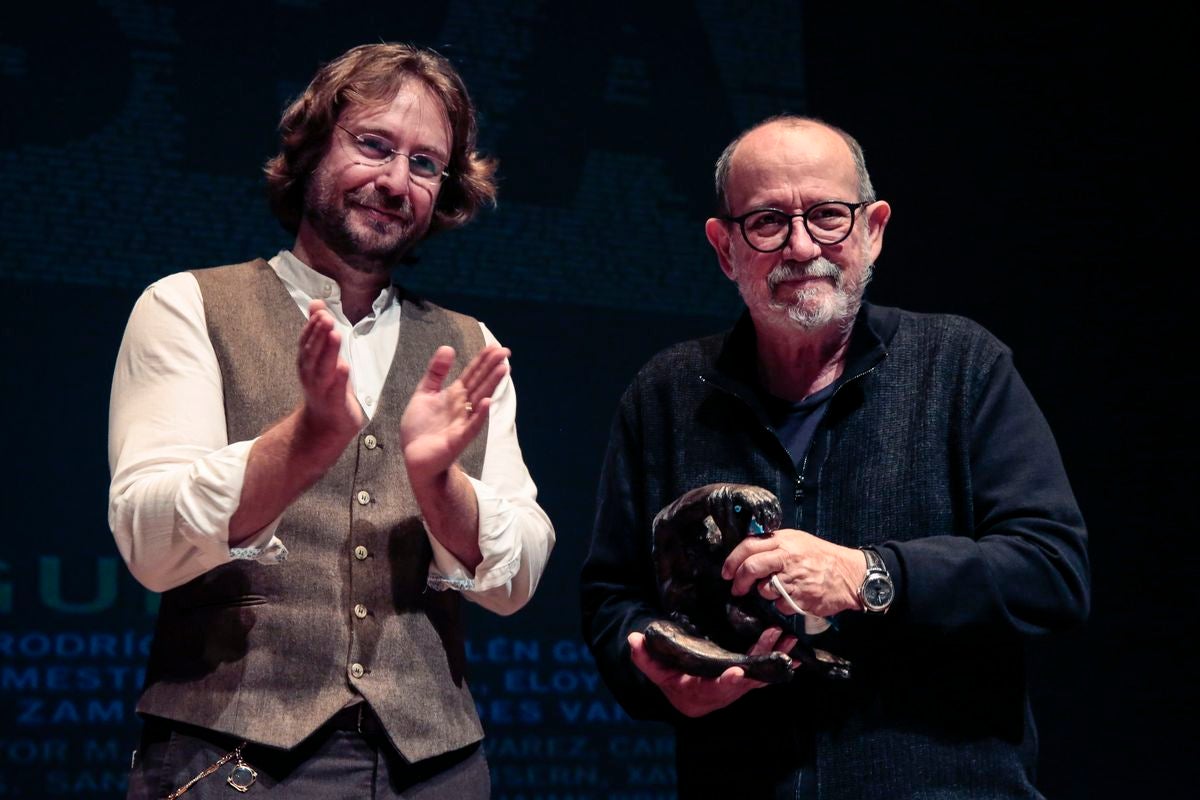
[302,171,422,273]
[763,256,873,333]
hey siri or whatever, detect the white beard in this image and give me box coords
[761,256,872,332]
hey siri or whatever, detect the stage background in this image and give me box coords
[0,3,1189,797]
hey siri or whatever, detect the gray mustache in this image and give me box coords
[766,258,842,291]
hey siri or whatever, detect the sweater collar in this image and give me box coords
[707,302,895,401]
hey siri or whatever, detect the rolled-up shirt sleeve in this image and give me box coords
[108,273,286,593]
[426,323,555,616]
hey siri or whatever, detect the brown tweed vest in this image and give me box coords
[136,259,488,761]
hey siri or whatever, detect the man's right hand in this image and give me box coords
[628,627,794,718]
[229,300,363,542]
[296,300,364,443]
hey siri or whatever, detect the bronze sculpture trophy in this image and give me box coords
[643,483,851,682]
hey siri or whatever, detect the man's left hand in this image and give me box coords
[400,344,510,482]
[722,528,865,617]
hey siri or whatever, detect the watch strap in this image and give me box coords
[861,546,886,573]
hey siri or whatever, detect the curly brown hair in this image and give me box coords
[264,43,497,237]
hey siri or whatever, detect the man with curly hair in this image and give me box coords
[110,43,554,798]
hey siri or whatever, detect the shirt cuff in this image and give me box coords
[176,439,289,569]
[426,476,520,594]
[229,533,289,564]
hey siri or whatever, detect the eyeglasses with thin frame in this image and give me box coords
[723,201,872,252]
[335,123,449,183]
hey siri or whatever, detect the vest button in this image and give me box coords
[354,545,369,560]
[349,663,365,679]
[353,604,368,619]
[363,434,378,449]
[356,490,371,505]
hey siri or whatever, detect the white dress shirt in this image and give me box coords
[108,251,554,615]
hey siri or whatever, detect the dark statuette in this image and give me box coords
[644,483,851,682]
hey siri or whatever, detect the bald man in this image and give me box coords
[581,116,1088,799]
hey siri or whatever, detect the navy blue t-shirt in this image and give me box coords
[762,381,838,470]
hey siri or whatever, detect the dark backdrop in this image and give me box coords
[0,3,1189,798]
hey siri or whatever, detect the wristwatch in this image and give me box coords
[858,547,894,613]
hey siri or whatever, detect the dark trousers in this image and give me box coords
[126,706,488,799]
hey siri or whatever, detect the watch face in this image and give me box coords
[863,576,894,610]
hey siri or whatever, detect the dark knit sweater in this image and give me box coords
[580,302,1089,799]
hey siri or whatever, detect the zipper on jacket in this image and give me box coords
[699,355,885,528]
[785,356,888,524]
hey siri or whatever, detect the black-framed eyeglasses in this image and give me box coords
[335,124,449,183]
[722,201,872,252]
